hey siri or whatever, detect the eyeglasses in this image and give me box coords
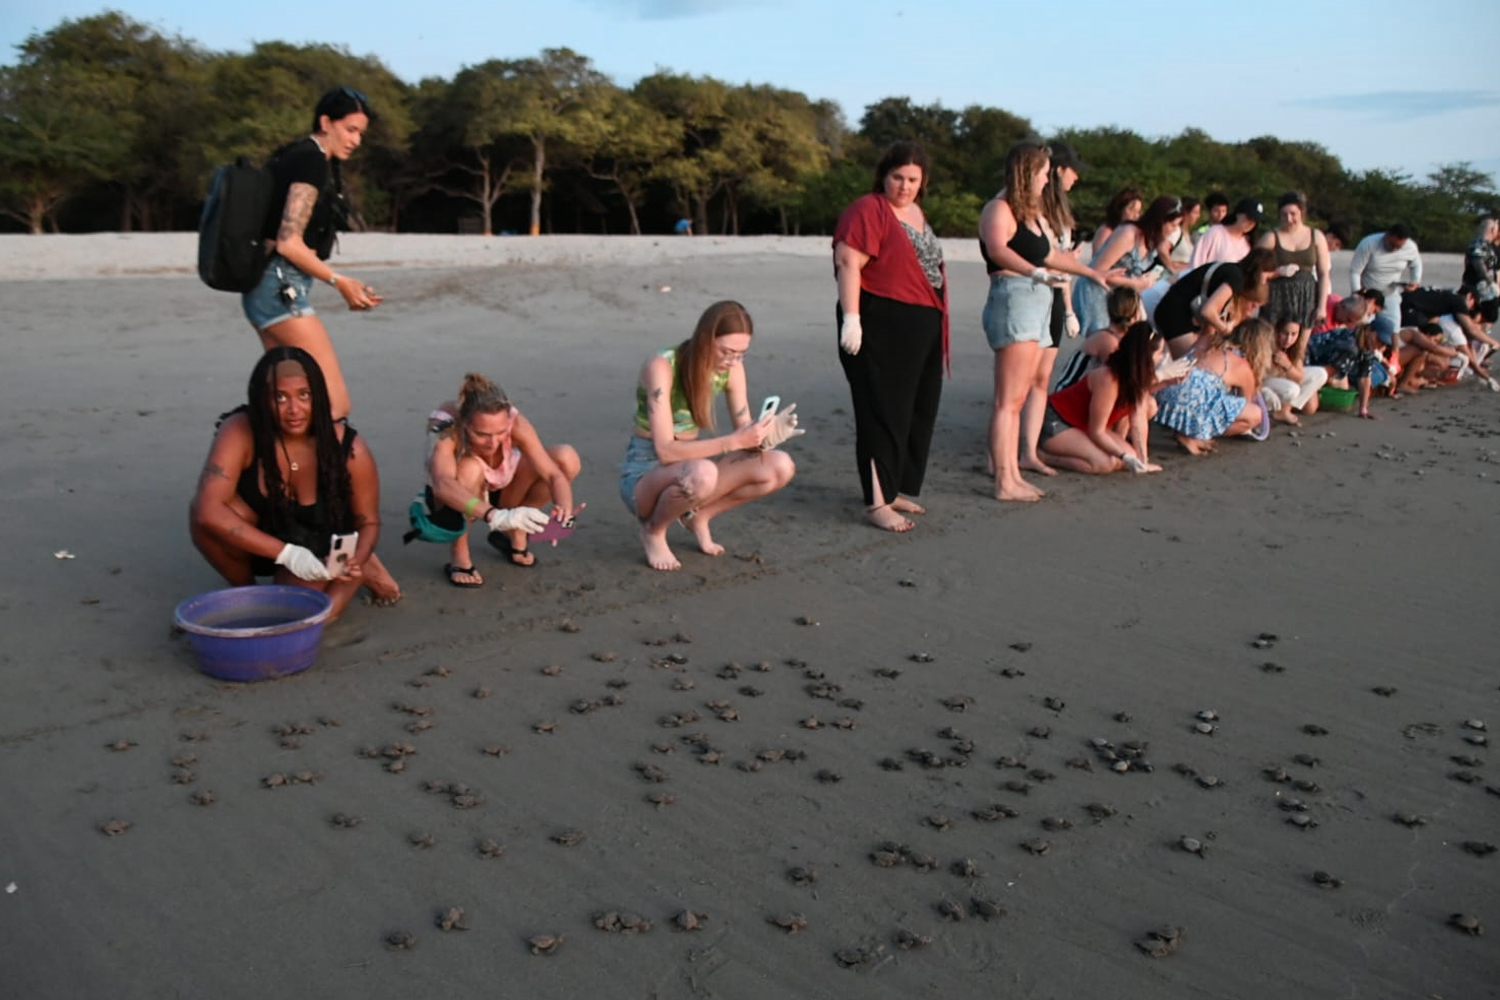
[715,345,747,364]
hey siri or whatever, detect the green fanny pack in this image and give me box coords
[402,493,466,545]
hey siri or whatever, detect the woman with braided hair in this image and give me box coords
[190,346,399,619]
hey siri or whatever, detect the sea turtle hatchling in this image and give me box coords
[107,739,136,752]
[330,813,362,829]
[1085,802,1117,821]
[552,829,586,847]
[1021,838,1051,856]
[769,913,808,933]
[409,832,436,849]
[1462,719,1487,732]
[646,791,676,808]
[971,897,1006,921]
[385,931,416,951]
[936,898,966,921]
[1448,913,1482,936]
[673,910,708,931]
[1462,841,1497,857]
[1312,870,1343,889]
[1178,836,1206,857]
[950,857,983,878]
[190,790,215,806]
[787,866,818,886]
[98,819,131,836]
[834,944,883,968]
[1041,817,1073,832]
[1393,811,1429,828]
[476,839,505,858]
[894,928,933,949]
[437,907,468,932]
[528,934,564,955]
[1136,924,1184,958]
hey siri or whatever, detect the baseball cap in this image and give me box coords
[1233,198,1263,223]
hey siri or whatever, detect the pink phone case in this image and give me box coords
[532,515,577,544]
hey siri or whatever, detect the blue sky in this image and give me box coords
[4,0,1498,185]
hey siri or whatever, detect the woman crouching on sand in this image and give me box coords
[1152,318,1273,454]
[1037,321,1166,474]
[190,346,399,619]
[621,301,800,571]
[421,373,580,587]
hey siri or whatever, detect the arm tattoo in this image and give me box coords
[277,183,318,243]
[198,461,229,488]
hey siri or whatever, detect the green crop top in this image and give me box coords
[634,348,732,435]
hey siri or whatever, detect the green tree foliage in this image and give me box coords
[0,15,1491,248]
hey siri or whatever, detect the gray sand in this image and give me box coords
[0,236,1495,999]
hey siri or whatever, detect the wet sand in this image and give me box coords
[0,236,1496,999]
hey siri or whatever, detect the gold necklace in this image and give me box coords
[278,436,300,473]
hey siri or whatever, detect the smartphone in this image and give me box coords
[325,531,358,576]
[532,508,581,545]
[759,395,780,419]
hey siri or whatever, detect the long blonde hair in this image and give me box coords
[1228,318,1275,383]
[675,300,753,431]
[1002,140,1050,226]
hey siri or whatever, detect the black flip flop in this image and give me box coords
[444,563,483,588]
[487,531,538,568]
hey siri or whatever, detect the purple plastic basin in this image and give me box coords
[174,585,334,681]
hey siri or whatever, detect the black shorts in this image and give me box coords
[425,485,501,532]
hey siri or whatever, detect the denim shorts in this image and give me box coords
[619,436,659,517]
[242,255,317,331]
[982,274,1053,350]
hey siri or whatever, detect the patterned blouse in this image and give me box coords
[900,220,945,290]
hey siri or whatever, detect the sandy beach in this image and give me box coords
[1,235,1496,999]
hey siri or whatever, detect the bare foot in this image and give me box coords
[890,496,926,515]
[362,560,402,606]
[1019,456,1058,477]
[639,524,681,571]
[1272,410,1300,426]
[993,477,1044,502]
[683,514,725,556]
[1358,410,1379,420]
[1175,434,1216,456]
[867,504,915,532]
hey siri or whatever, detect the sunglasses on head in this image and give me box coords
[340,86,369,107]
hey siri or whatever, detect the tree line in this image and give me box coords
[3,11,1496,250]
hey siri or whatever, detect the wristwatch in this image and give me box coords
[326,274,340,288]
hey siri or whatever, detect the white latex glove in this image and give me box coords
[1275,264,1300,278]
[1121,453,1149,474]
[275,543,332,582]
[759,403,806,450]
[486,505,549,535]
[1030,267,1052,285]
[840,314,863,355]
[1064,313,1081,338]
[1155,355,1195,382]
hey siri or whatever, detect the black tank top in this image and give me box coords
[981,218,1051,273]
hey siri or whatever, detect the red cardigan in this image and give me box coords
[833,192,951,374]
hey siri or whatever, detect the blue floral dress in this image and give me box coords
[1153,352,1245,440]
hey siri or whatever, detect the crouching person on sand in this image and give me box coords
[621,300,800,571]
[415,373,580,588]
[190,346,401,620]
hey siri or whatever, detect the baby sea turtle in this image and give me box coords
[1135,924,1184,958]
[769,913,808,933]
[634,762,669,783]
[262,773,288,789]
[943,696,974,713]
[1027,768,1057,783]
[1026,725,1051,739]
[894,928,933,950]
[591,651,618,663]
[834,944,883,968]
[170,753,197,768]
[471,686,490,699]
[291,771,320,785]
[1065,756,1093,771]
[1292,753,1321,767]
[533,720,557,734]
[999,667,1026,678]
[1263,766,1291,783]
[1041,817,1073,832]
[1465,734,1489,747]
[950,857,983,878]
[528,934,564,955]
[1113,711,1133,723]
[190,790,215,806]
[1261,661,1286,673]
[1371,686,1397,697]
[971,897,1006,921]
[873,667,902,679]
[1197,775,1223,789]
[936,897,966,921]
[787,866,818,886]
[1462,719,1487,732]
[673,910,708,931]
[107,739,136,752]
[385,931,417,951]
[814,769,842,784]
[1043,697,1065,712]
[481,744,510,757]
[1293,779,1321,793]
[552,829,586,847]
[907,852,938,872]
[98,819,131,836]
[540,664,563,676]
[330,813,362,829]
[1020,838,1051,856]
[1452,771,1483,784]
[385,758,407,774]
[1193,722,1216,736]
[910,652,935,663]
[171,769,196,785]
[1178,836,1206,857]
[1451,754,1484,768]
[924,815,954,832]
[1085,802,1117,821]
[870,849,904,869]
[1311,870,1342,889]
[833,717,857,730]
[1003,780,1032,795]
[476,838,505,859]
[1302,724,1329,736]
[972,804,1019,822]
[1462,841,1496,857]
[1195,710,1219,722]
[996,754,1025,769]
[426,665,452,678]
[646,791,676,808]
[1393,811,1428,827]
[409,832,436,849]
[559,619,580,633]
[437,907,468,931]
[795,615,819,627]
[1287,813,1317,830]
[1448,913,1483,936]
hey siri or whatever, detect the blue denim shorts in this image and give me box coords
[982,274,1053,350]
[242,255,317,331]
[619,436,659,517]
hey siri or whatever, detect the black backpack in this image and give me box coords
[197,157,275,292]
